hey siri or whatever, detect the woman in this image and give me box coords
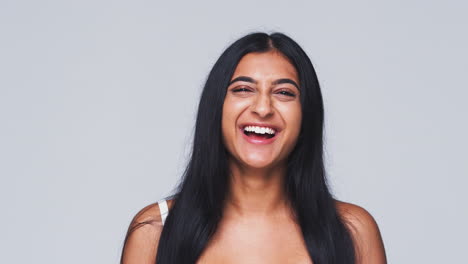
[121,32,386,264]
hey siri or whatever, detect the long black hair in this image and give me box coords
[147,32,355,263]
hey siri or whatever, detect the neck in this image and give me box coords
[224,158,289,218]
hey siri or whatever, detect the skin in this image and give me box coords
[220,50,302,217]
[121,50,387,264]
[196,51,310,263]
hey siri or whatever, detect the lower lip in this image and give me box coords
[240,129,279,145]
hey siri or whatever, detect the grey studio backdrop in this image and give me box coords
[1,0,466,263]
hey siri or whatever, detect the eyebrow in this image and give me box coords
[228,76,300,90]
[272,78,300,89]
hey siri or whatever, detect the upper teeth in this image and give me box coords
[244,126,276,135]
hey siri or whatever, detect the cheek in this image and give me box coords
[221,104,231,141]
[283,105,302,155]
[279,103,302,134]
[292,108,302,133]
[221,98,241,142]
[222,96,250,129]
[222,99,233,128]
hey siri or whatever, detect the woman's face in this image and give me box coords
[222,50,302,170]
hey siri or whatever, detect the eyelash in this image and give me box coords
[276,90,296,97]
[232,87,296,97]
[232,87,251,93]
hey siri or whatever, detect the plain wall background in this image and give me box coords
[1,0,467,263]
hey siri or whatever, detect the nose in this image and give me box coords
[251,93,273,118]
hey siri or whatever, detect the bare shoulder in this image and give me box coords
[335,200,377,229]
[335,200,387,264]
[121,199,175,264]
[127,199,175,227]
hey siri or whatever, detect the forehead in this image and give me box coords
[231,51,299,82]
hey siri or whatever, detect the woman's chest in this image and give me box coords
[196,217,313,264]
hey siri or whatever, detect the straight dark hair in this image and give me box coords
[125,32,356,264]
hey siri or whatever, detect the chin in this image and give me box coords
[241,155,277,170]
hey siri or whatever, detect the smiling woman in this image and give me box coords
[121,32,386,264]
[222,51,302,170]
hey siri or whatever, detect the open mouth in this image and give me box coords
[242,125,277,139]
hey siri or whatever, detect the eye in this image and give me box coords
[276,89,296,97]
[232,87,252,93]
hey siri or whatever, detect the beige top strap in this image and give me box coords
[158,199,169,225]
